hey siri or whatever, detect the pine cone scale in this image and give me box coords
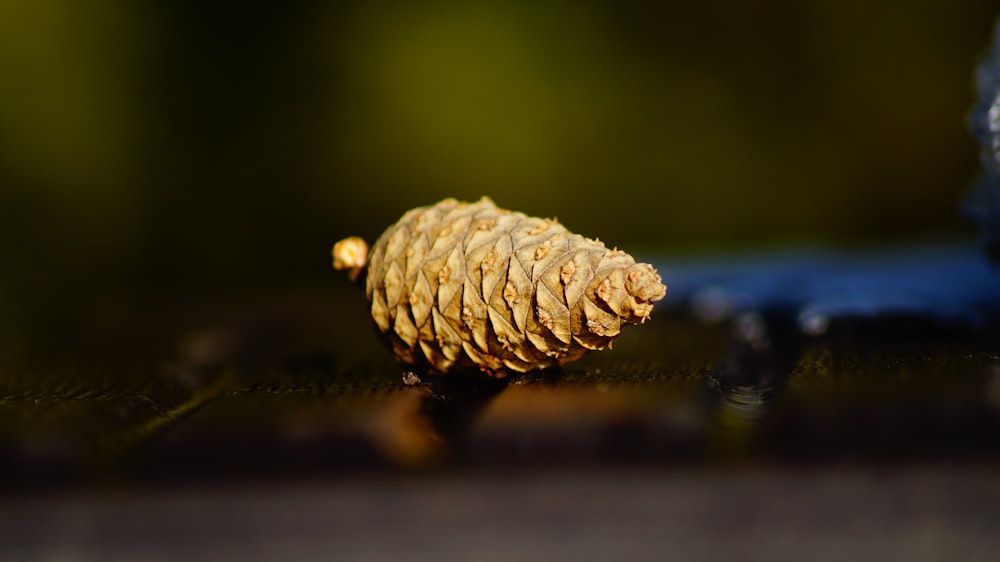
[383,261,404,310]
[404,234,429,281]
[504,259,533,332]
[371,288,390,333]
[480,238,511,307]
[461,278,489,351]
[435,256,464,316]
[393,302,418,348]
[535,281,572,344]
[563,252,594,312]
[410,271,435,328]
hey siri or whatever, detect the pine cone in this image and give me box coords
[333,197,666,377]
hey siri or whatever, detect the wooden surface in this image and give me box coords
[2,275,999,558]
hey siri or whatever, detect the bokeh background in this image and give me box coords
[1,0,998,362]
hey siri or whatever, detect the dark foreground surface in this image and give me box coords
[2,245,999,560]
[4,464,999,561]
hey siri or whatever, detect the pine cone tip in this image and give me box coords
[333,236,369,282]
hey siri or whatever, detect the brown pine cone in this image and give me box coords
[333,197,666,377]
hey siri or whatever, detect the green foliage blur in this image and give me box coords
[0,0,997,359]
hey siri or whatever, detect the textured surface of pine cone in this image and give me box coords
[334,197,666,377]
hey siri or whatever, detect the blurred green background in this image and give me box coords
[0,0,997,361]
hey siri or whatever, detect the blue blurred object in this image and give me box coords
[659,16,1000,339]
[967,17,1000,257]
[656,242,1000,337]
